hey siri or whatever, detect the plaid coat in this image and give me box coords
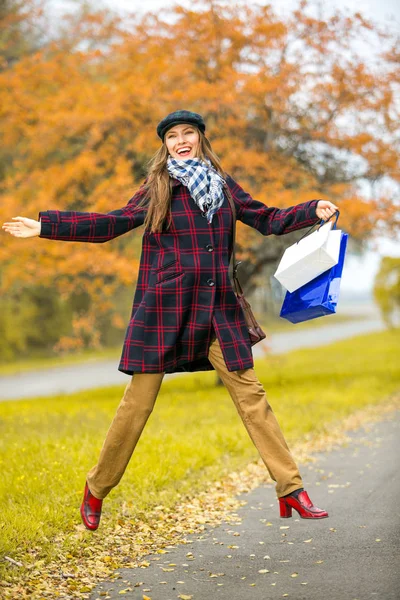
[38,175,320,375]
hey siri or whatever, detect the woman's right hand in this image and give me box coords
[2,216,41,238]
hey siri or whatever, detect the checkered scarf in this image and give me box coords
[167,157,226,224]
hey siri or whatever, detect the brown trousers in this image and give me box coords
[87,334,303,500]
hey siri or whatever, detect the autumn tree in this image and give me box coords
[0,0,399,357]
[0,0,46,70]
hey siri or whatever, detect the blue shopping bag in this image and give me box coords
[279,231,348,323]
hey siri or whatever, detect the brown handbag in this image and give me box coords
[225,187,267,346]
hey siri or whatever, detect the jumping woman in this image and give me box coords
[2,110,338,530]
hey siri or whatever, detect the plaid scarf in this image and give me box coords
[167,157,226,224]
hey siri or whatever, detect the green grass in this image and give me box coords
[0,329,399,581]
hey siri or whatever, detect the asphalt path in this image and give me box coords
[0,308,384,401]
[90,412,400,600]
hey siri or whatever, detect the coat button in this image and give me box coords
[207,278,215,287]
[206,244,214,252]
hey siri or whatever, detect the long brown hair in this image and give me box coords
[136,129,226,234]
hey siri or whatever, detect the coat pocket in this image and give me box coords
[154,258,184,284]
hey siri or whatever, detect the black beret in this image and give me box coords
[157,110,206,141]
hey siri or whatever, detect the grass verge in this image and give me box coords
[0,329,399,598]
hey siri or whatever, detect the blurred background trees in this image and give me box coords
[373,257,400,327]
[0,0,399,361]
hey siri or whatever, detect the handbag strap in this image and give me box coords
[224,185,243,296]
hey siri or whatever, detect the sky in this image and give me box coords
[51,0,400,295]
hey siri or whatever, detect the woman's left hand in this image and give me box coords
[316,200,339,222]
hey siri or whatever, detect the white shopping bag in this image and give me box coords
[274,219,342,293]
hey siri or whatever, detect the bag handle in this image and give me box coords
[224,184,243,295]
[296,208,340,244]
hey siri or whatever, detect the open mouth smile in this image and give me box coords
[176,146,192,157]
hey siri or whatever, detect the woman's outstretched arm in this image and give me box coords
[226,175,338,235]
[2,185,148,243]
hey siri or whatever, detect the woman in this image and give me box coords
[2,109,338,531]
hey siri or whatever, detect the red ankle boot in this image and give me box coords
[279,490,328,519]
[80,482,103,530]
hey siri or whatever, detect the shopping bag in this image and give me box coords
[279,231,348,323]
[274,211,342,292]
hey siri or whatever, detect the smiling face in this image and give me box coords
[164,123,200,159]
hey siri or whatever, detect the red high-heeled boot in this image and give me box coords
[279,490,328,519]
[80,482,103,530]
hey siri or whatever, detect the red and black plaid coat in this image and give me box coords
[38,175,319,375]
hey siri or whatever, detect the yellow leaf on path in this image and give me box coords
[178,595,193,600]
[280,526,290,530]
[304,538,313,543]
[143,596,152,600]
[161,567,175,572]
[258,569,269,573]
[291,572,298,577]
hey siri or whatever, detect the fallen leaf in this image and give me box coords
[291,572,298,578]
[258,569,269,573]
[178,595,193,600]
[303,539,313,543]
[280,526,290,530]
